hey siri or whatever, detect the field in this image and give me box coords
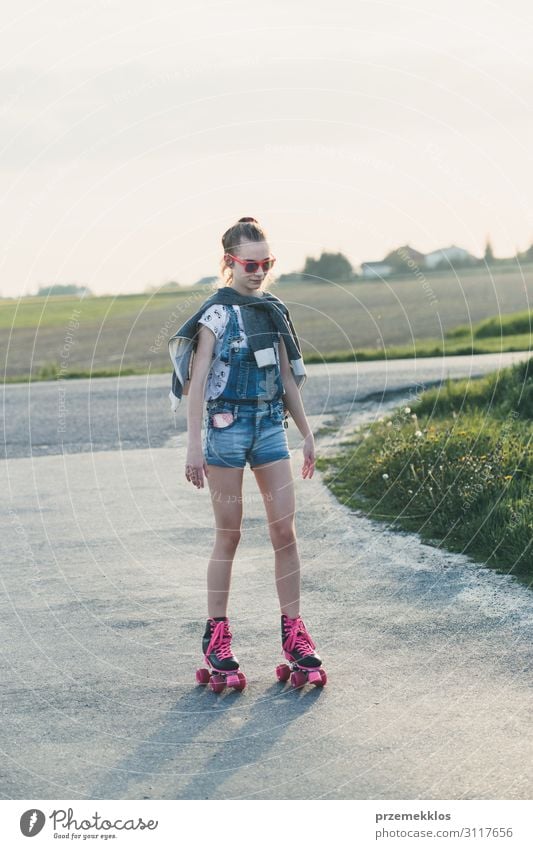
[1,264,532,380]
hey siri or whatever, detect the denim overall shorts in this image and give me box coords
[202,305,291,469]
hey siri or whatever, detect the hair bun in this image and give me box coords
[238,216,258,223]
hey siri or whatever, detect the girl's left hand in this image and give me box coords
[302,433,315,479]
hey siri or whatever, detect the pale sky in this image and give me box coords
[1,0,532,296]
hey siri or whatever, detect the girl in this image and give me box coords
[170,217,326,691]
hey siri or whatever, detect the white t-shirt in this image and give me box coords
[198,304,281,401]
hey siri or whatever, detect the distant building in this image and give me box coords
[361,242,479,278]
[390,245,427,265]
[360,262,394,279]
[362,244,427,277]
[424,245,478,269]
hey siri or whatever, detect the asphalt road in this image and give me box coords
[2,350,530,459]
[1,350,531,800]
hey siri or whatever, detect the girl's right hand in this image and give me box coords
[185,447,209,489]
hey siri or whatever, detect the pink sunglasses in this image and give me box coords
[225,253,276,274]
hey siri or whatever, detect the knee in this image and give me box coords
[215,528,242,551]
[270,520,296,550]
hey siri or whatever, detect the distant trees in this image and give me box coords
[515,242,533,263]
[194,276,219,287]
[145,281,182,293]
[145,277,218,294]
[484,238,494,264]
[160,280,181,291]
[301,251,356,282]
[36,284,92,297]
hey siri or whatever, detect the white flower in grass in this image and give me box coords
[415,430,423,438]
[404,406,411,414]
[382,473,389,480]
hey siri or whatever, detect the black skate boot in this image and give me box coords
[276,614,327,689]
[202,616,240,671]
[281,614,322,668]
[196,617,246,693]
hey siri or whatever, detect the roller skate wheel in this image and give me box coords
[307,667,327,687]
[210,673,226,694]
[235,671,247,691]
[196,668,211,685]
[290,669,307,689]
[276,664,291,683]
[225,672,242,689]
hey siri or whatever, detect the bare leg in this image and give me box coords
[251,458,300,618]
[205,465,244,618]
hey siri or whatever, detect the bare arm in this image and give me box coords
[279,338,312,438]
[185,325,216,487]
[279,338,315,478]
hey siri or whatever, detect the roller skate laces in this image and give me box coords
[196,617,246,693]
[277,614,327,689]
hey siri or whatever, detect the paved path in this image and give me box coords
[3,350,529,458]
[1,351,531,799]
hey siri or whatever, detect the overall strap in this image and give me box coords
[219,305,242,363]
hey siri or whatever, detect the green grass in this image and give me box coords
[4,330,530,383]
[0,291,190,329]
[1,278,531,380]
[446,309,532,339]
[304,330,532,363]
[3,363,168,383]
[316,357,533,584]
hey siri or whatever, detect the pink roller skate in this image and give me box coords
[276,614,327,689]
[196,617,246,693]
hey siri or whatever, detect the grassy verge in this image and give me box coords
[446,309,531,339]
[303,331,531,363]
[3,364,166,383]
[316,357,533,585]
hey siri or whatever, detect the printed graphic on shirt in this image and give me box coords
[198,305,242,400]
[197,305,228,341]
